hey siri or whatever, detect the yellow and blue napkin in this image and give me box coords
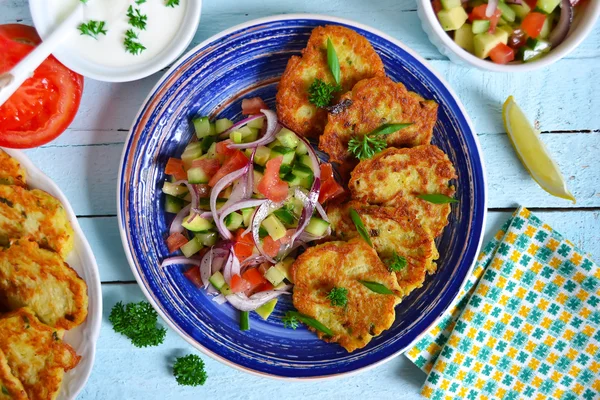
[407,207,600,400]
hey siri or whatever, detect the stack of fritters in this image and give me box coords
[0,150,87,400]
[277,26,456,352]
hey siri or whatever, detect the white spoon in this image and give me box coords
[0,2,85,107]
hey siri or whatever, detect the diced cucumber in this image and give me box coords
[199,197,226,210]
[230,130,244,144]
[241,207,255,227]
[539,16,552,39]
[510,2,531,19]
[298,154,312,168]
[206,142,217,159]
[165,195,184,213]
[237,126,259,143]
[181,142,203,169]
[273,208,296,226]
[254,146,271,166]
[286,198,303,218]
[253,170,264,194]
[201,135,217,153]
[195,231,218,246]
[519,47,544,62]
[305,217,330,237]
[162,181,188,197]
[454,23,475,52]
[536,0,560,14]
[187,167,210,184]
[193,117,216,139]
[526,38,551,53]
[497,1,516,22]
[473,30,508,59]
[295,139,308,155]
[209,271,232,295]
[253,164,265,174]
[497,25,514,36]
[224,212,244,231]
[274,257,295,283]
[255,299,277,320]
[472,20,490,34]
[437,7,468,31]
[180,237,203,258]
[215,118,233,134]
[285,173,313,190]
[182,215,214,232]
[441,0,461,9]
[275,128,299,148]
[247,117,264,129]
[262,214,287,241]
[270,146,296,165]
[264,267,286,286]
[267,139,283,149]
[279,164,293,178]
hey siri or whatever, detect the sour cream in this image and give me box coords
[47,0,187,68]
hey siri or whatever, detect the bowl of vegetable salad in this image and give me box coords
[417,0,600,71]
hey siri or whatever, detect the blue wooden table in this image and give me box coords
[2,1,599,398]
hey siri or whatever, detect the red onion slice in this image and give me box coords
[290,184,320,245]
[227,109,280,150]
[170,204,192,235]
[160,256,202,268]
[172,180,200,211]
[212,294,228,304]
[486,0,499,17]
[251,200,285,263]
[548,0,573,47]
[225,290,290,311]
[217,198,267,240]
[200,247,229,288]
[219,114,264,139]
[210,164,249,232]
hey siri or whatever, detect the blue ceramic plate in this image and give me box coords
[118,15,487,379]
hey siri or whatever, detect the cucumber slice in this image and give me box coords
[295,139,308,155]
[165,195,184,213]
[206,142,217,159]
[437,7,469,31]
[255,299,277,320]
[497,1,516,22]
[270,146,296,165]
[187,167,210,184]
[262,214,287,241]
[472,19,490,34]
[253,146,271,166]
[279,164,292,178]
[258,226,269,238]
[273,208,296,226]
[209,271,226,290]
[247,117,264,129]
[441,0,461,9]
[181,142,203,169]
[539,16,552,39]
[193,117,216,139]
[536,0,560,14]
[215,118,233,134]
[182,215,214,232]
[253,164,265,174]
[298,154,312,168]
[201,136,217,153]
[241,207,255,227]
[264,267,285,286]
[253,170,264,194]
[224,212,244,231]
[275,128,299,148]
[162,181,188,197]
[195,231,218,246]
[230,130,244,144]
[180,237,203,258]
[199,197,226,210]
[510,2,531,19]
[274,257,295,283]
[305,217,330,237]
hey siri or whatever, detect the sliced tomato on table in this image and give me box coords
[0,24,83,149]
[208,150,248,187]
[258,156,289,202]
[318,163,345,203]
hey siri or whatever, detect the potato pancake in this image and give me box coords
[291,239,401,352]
[0,150,26,187]
[327,202,437,297]
[319,76,438,166]
[0,349,27,400]
[0,308,80,400]
[0,239,88,330]
[349,145,456,237]
[276,25,385,138]
[0,185,74,258]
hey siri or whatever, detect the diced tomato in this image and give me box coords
[166,232,187,253]
[233,229,254,262]
[183,266,203,288]
[521,12,546,39]
[241,97,268,115]
[432,0,442,14]
[216,140,238,158]
[242,268,268,288]
[257,156,289,202]
[258,262,270,276]
[262,235,281,258]
[165,158,187,180]
[469,4,501,32]
[524,0,537,8]
[489,43,515,64]
[230,274,252,293]
[250,281,274,295]
[191,158,220,177]
[318,163,345,203]
[208,150,248,187]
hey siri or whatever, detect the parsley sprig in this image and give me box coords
[308,78,341,108]
[166,0,181,6]
[326,287,348,307]
[282,313,300,329]
[127,6,147,30]
[124,29,146,55]
[282,311,333,336]
[173,354,207,386]
[347,123,413,160]
[388,251,407,273]
[109,301,166,347]
[78,20,107,39]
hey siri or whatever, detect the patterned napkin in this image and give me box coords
[406,207,600,400]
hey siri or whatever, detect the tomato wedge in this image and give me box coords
[165,158,187,181]
[318,163,345,203]
[469,5,502,33]
[0,25,83,149]
[242,268,268,289]
[230,274,252,293]
[258,156,289,202]
[241,97,268,115]
[262,235,281,258]
[216,140,238,158]
[521,13,546,39]
[208,151,248,187]
[489,43,515,64]
[166,232,188,253]
[184,266,203,288]
[191,158,220,177]
[233,228,254,262]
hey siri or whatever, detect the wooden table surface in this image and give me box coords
[2,0,599,399]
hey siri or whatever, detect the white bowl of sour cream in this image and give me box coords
[30,0,202,82]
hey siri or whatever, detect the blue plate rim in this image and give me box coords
[117,13,489,381]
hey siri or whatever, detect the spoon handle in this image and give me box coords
[0,3,84,107]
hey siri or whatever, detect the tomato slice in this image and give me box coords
[521,13,546,39]
[489,43,515,64]
[241,97,268,115]
[191,158,220,177]
[318,163,345,203]
[432,0,442,14]
[165,158,187,181]
[250,281,274,295]
[258,156,289,202]
[469,5,501,32]
[233,228,254,262]
[184,266,203,288]
[208,151,248,187]
[242,268,267,288]
[524,0,537,8]
[216,140,238,158]
[262,235,281,258]
[166,232,188,253]
[230,274,252,293]
[0,26,83,149]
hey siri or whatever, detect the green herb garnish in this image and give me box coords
[77,20,107,39]
[124,29,146,55]
[127,6,147,30]
[282,313,300,329]
[173,354,207,386]
[347,123,413,160]
[387,251,407,272]
[359,280,395,295]
[417,193,458,204]
[283,311,333,336]
[166,0,181,6]
[109,301,166,347]
[240,311,250,331]
[349,208,372,247]
[308,78,341,108]
[326,287,348,307]
[327,37,341,85]
[2,385,9,395]
[135,0,147,4]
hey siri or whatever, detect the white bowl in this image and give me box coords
[417,0,600,72]
[2,148,102,400]
[29,0,202,82]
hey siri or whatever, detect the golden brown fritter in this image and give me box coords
[0,308,80,400]
[0,239,88,330]
[276,25,385,138]
[0,185,74,258]
[327,202,437,298]
[291,239,401,352]
[0,349,27,400]
[319,76,438,166]
[0,151,26,187]
[349,145,456,237]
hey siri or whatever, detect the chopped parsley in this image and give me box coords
[135,0,147,4]
[326,287,348,307]
[282,313,300,329]
[78,20,107,39]
[308,78,341,108]
[173,354,207,386]
[127,6,147,30]
[124,29,146,55]
[109,301,166,347]
[387,251,407,272]
[166,0,181,6]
